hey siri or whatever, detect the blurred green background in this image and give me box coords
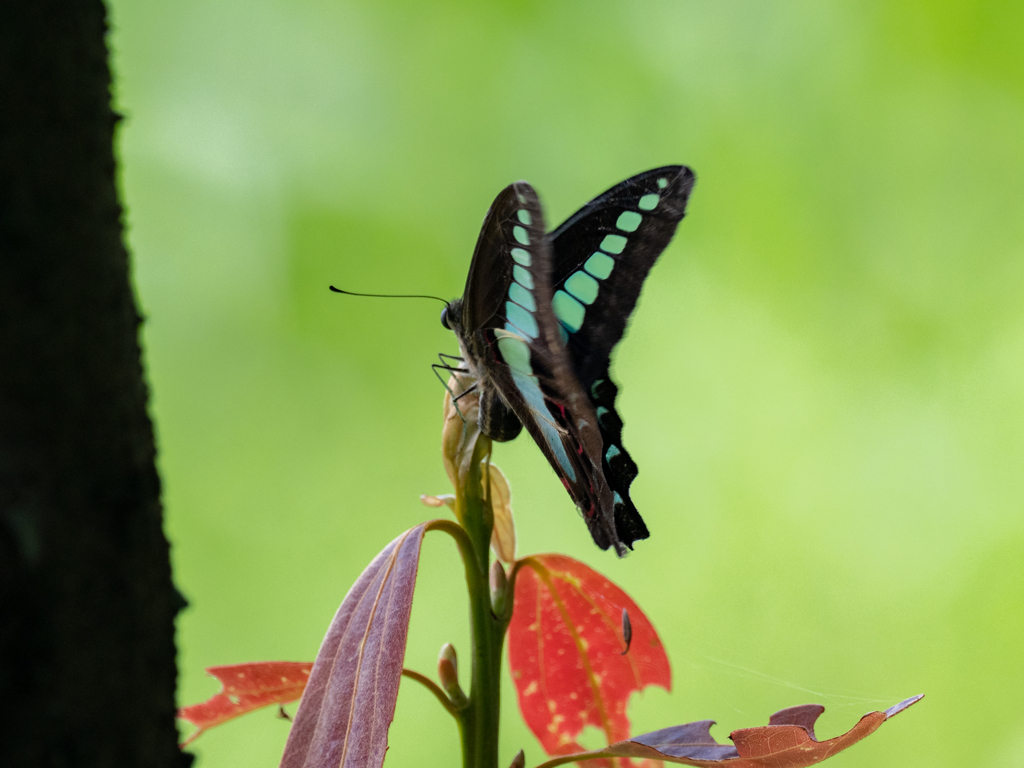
[109,1,1023,766]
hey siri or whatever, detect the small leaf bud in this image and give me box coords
[420,493,455,509]
[437,642,468,707]
[490,560,508,615]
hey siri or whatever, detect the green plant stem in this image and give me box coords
[439,437,505,768]
[430,432,514,768]
[400,669,458,717]
[463,440,506,768]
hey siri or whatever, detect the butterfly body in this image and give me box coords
[446,302,524,443]
[444,167,695,555]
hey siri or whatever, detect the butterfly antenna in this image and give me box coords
[332,285,469,418]
[329,285,450,307]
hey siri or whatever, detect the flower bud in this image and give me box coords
[490,560,508,616]
[508,749,525,768]
[437,642,467,707]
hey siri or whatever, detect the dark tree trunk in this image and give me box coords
[0,2,190,766]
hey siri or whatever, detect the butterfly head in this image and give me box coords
[440,298,464,334]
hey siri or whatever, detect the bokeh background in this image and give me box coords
[109,2,1023,766]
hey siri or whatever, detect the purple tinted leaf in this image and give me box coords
[766,705,824,739]
[884,694,923,718]
[279,525,427,768]
[543,696,924,768]
[622,721,739,762]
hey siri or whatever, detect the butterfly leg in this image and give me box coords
[448,383,480,425]
[452,384,478,403]
[437,352,467,370]
[431,363,475,423]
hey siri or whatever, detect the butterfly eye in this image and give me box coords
[440,307,451,329]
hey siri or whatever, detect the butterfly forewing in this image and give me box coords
[458,183,549,443]
[462,183,547,335]
[456,182,623,552]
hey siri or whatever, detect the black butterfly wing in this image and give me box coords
[458,182,623,553]
[549,166,697,546]
[550,166,695,381]
[460,185,527,335]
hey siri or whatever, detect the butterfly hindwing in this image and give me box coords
[589,373,646,545]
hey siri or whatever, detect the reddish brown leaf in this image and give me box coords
[485,462,516,562]
[279,524,428,768]
[549,695,924,768]
[421,461,515,562]
[508,554,671,765]
[178,662,313,746]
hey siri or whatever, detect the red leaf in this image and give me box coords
[553,695,924,768]
[178,661,313,746]
[508,554,671,765]
[279,524,428,768]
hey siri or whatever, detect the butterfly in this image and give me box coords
[441,166,696,555]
